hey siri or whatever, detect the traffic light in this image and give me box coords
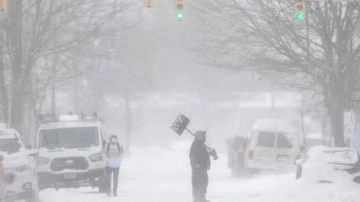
[0,0,8,12]
[175,0,185,21]
[144,0,155,8]
[295,0,306,23]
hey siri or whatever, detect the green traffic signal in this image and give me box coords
[295,12,305,22]
[177,11,184,21]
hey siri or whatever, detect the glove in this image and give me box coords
[210,149,219,160]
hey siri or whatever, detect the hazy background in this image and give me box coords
[35,1,308,152]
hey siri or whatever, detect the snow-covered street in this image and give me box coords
[39,142,360,202]
[2,0,360,202]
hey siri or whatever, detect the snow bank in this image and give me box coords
[301,146,359,183]
[307,146,358,165]
[40,143,360,202]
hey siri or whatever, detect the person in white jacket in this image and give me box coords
[105,135,124,196]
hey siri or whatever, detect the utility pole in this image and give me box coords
[51,18,58,115]
[51,61,57,114]
[124,66,132,154]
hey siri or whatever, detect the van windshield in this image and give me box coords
[39,127,99,149]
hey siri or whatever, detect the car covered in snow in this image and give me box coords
[244,119,301,172]
[304,133,323,151]
[36,113,107,190]
[296,146,360,184]
[0,125,39,202]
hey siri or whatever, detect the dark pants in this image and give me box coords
[192,169,208,202]
[106,167,120,195]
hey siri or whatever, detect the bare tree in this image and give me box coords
[193,0,360,147]
[0,0,140,138]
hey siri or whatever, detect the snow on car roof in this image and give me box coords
[307,146,358,165]
[38,120,101,130]
[58,114,80,121]
[252,119,296,133]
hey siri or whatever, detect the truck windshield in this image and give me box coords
[39,127,99,149]
[0,137,22,154]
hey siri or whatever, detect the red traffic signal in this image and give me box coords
[0,0,8,12]
[144,0,155,8]
[175,0,185,9]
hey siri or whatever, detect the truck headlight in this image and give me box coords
[36,156,50,165]
[89,153,103,162]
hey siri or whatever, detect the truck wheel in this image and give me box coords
[27,189,40,202]
[353,176,360,184]
[296,166,302,180]
[97,178,107,193]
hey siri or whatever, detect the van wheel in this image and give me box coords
[97,178,107,193]
[353,176,360,184]
[296,166,302,180]
[98,184,106,193]
[27,189,40,202]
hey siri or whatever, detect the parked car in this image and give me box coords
[296,146,360,184]
[227,136,248,177]
[36,113,107,191]
[244,119,301,172]
[0,127,39,202]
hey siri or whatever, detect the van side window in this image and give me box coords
[277,134,292,148]
[256,132,276,147]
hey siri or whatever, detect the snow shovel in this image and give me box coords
[170,114,218,160]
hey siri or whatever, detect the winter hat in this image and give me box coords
[194,130,206,140]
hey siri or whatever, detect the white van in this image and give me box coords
[35,113,107,190]
[244,119,300,172]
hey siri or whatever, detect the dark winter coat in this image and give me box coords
[190,139,211,171]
